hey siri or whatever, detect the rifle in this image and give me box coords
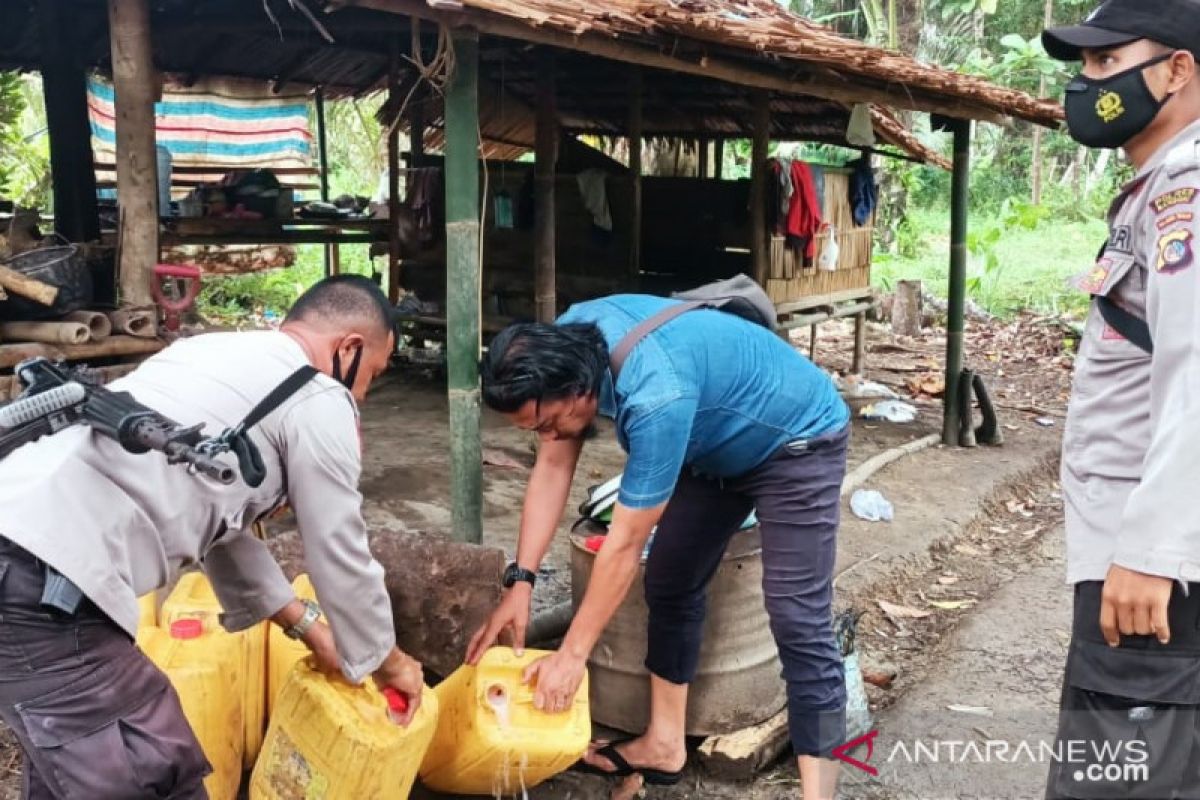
[0,357,236,484]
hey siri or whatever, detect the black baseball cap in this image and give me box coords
[1042,0,1200,61]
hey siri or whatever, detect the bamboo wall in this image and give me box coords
[765,170,873,305]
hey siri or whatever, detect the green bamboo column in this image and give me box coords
[444,31,482,543]
[942,118,972,446]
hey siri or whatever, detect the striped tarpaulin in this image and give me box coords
[89,76,316,190]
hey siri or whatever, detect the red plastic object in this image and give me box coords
[170,618,203,640]
[584,535,606,553]
[152,263,202,332]
[382,686,409,715]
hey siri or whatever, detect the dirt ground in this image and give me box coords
[0,310,1075,799]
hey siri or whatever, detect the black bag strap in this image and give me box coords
[239,365,320,433]
[1095,295,1153,355]
[1090,235,1153,355]
[219,365,319,488]
[609,301,705,378]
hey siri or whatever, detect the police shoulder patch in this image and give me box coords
[1150,186,1198,214]
[1156,228,1194,274]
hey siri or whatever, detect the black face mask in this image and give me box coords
[331,344,363,391]
[1064,53,1175,150]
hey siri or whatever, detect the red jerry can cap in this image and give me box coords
[170,619,203,640]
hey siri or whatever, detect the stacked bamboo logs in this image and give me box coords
[0,256,162,370]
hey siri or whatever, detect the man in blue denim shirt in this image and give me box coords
[467,294,851,799]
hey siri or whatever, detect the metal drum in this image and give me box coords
[569,525,787,737]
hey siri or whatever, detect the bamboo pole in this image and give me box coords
[444,30,483,545]
[714,138,724,180]
[387,41,403,304]
[0,322,90,345]
[628,67,643,281]
[0,336,163,369]
[942,120,971,446]
[107,0,158,308]
[0,265,58,306]
[534,51,558,323]
[316,86,336,277]
[750,91,771,287]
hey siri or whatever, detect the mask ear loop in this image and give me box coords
[331,344,365,390]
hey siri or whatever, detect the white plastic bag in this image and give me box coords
[850,489,894,522]
[817,223,839,272]
[846,103,877,147]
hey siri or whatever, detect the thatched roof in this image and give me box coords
[0,0,1059,169]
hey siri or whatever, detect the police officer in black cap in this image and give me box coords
[1042,1,1200,798]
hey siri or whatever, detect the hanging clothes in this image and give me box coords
[576,169,613,231]
[785,160,823,261]
[809,164,827,218]
[405,167,441,237]
[765,158,795,234]
[850,156,878,227]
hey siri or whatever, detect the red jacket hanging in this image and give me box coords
[786,160,822,260]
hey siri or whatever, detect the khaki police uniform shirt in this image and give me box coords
[1063,118,1200,585]
[0,331,395,683]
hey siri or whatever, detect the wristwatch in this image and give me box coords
[283,599,321,640]
[502,562,537,589]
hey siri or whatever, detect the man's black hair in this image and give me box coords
[480,322,609,413]
[285,274,395,337]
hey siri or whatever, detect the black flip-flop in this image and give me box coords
[571,740,684,786]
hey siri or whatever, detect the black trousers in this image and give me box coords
[0,537,210,799]
[1045,580,1200,800]
[644,426,849,758]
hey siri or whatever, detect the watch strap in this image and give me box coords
[284,598,321,640]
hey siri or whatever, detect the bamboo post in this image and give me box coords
[749,91,771,287]
[444,30,483,545]
[698,137,709,179]
[942,119,972,446]
[39,0,100,243]
[628,67,643,281]
[534,52,558,323]
[316,86,336,277]
[852,310,867,375]
[387,42,403,304]
[107,0,158,308]
[714,138,724,180]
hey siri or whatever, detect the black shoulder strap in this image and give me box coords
[239,365,320,432]
[609,302,705,378]
[1095,296,1153,355]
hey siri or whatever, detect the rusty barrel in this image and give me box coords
[569,524,786,736]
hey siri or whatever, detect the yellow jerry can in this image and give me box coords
[420,647,591,795]
[250,659,438,799]
[162,571,267,768]
[266,573,321,718]
[139,619,245,800]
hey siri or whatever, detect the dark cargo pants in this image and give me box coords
[644,425,849,758]
[0,537,210,799]
[1046,580,1200,799]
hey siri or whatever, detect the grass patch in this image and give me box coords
[875,205,1106,319]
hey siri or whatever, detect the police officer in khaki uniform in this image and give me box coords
[1041,1,1200,797]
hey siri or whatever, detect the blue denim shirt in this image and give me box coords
[558,294,849,509]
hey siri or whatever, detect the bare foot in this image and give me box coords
[582,734,687,776]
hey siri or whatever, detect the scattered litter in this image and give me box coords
[954,544,982,556]
[937,575,960,586]
[947,704,994,718]
[834,373,899,399]
[859,400,918,424]
[929,599,976,610]
[862,667,897,690]
[877,599,931,621]
[1034,417,1056,427]
[905,373,945,399]
[482,449,526,469]
[851,489,895,522]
